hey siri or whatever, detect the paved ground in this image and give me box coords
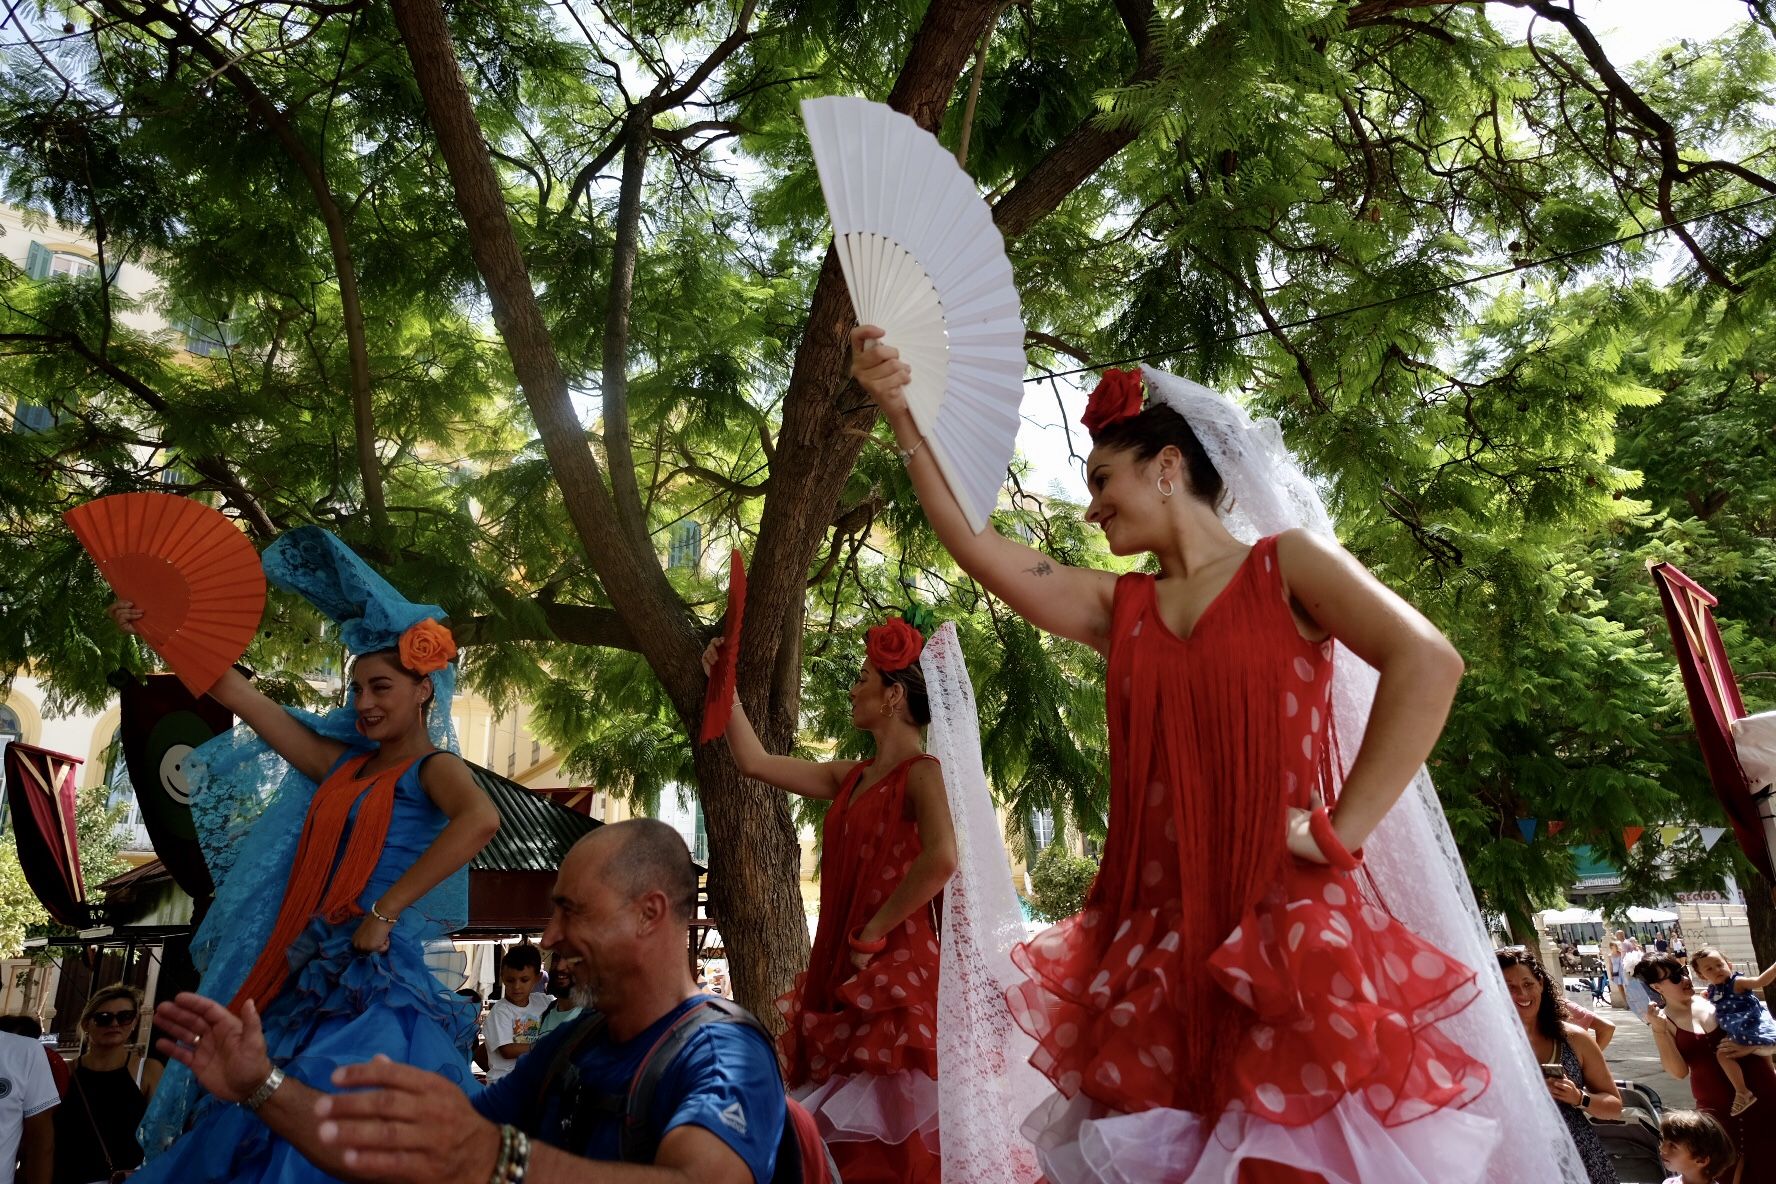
[1565,982,1696,1111]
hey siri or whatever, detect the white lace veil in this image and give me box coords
[1141,366,1588,1183]
[922,622,1049,1182]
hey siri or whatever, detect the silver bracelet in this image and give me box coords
[243,1065,285,1113]
[896,436,927,465]
[369,900,398,925]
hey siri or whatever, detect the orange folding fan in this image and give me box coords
[64,492,266,697]
[699,549,748,744]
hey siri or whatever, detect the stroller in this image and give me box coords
[1590,1078,1665,1183]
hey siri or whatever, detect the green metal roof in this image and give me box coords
[467,763,600,873]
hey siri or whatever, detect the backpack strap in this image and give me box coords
[524,1010,611,1137]
[619,997,773,1164]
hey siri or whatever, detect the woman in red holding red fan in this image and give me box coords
[704,617,957,1183]
[850,328,1590,1183]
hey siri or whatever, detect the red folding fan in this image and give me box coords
[65,492,266,697]
[699,549,748,744]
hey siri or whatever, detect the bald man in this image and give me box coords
[152,820,787,1184]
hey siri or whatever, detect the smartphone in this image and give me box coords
[1539,1062,1568,1081]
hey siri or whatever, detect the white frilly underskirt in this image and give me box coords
[792,1068,941,1149]
[1023,1089,1500,1184]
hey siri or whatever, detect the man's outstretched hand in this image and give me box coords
[155,992,274,1103]
[316,1056,502,1184]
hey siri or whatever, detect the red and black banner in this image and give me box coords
[1650,562,1771,879]
[2,743,89,927]
[117,673,227,900]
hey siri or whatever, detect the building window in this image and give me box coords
[1030,808,1056,853]
[667,520,701,571]
[530,737,541,765]
[101,729,150,851]
[11,401,57,435]
[506,744,516,777]
[657,788,708,863]
[24,242,97,282]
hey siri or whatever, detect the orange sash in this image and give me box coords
[228,754,421,1015]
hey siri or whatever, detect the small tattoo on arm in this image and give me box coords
[1026,560,1053,577]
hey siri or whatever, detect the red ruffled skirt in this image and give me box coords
[778,928,942,1182]
[1007,858,1490,1180]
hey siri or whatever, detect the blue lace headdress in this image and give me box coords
[139,526,465,1154]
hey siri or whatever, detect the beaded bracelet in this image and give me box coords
[369,900,398,925]
[1309,806,1362,872]
[490,1124,530,1184]
[848,927,888,954]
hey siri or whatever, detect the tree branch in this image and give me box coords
[98,0,392,535]
[388,0,700,693]
[452,601,638,651]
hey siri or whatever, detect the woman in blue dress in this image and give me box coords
[111,526,499,1182]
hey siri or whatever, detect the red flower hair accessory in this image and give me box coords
[1081,367,1145,435]
[865,616,924,673]
[398,618,457,676]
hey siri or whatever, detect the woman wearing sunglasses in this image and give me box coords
[53,985,161,1184]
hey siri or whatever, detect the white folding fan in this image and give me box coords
[802,95,1027,533]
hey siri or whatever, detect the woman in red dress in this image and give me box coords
[851,331,1588,1182]
[1637,953,1776,1179]
[705,618,958,1183]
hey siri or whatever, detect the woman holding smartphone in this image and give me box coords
[1497,949,1621,1183]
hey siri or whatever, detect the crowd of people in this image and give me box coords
[13,343,1770,1184]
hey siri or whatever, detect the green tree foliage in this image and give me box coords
[1,0,1773,1004]
[1026,839,1098,924]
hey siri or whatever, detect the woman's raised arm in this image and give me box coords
[704,639,853,800]
[852,327,1117,651]
[109,601,346,783]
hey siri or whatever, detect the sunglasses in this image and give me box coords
[88,1010,137,1028]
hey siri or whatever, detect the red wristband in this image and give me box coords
[849,927,887,954]
[1310,806,1362,872]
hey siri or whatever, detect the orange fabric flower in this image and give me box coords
[866,616,924,673]
[1081,368,1145,435]
[398,618,457,676]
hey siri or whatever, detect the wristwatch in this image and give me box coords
[1579,1088,1592,1110]
[244,1065,286,1113]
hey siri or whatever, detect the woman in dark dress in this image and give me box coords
[1637,953,1776,1181]
[53,985,162,1184]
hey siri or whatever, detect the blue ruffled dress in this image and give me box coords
[133,752,478,1183]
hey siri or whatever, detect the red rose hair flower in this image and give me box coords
[1081,368,1145,435]
[865,616,924,673]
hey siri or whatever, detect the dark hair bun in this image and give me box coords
[1089,402,1225,508]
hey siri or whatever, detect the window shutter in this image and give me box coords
[12,402,55,434]
[24,242,51,281]
[668,520,702,570]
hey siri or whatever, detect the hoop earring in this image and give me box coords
[1157,476,1176,498]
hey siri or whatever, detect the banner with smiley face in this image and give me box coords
[118,672,230,900]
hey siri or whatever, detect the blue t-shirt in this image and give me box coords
[473,995,784,1182]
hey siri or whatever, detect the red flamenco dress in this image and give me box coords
[777,754,944,1183]
[1005,537,1499,1183]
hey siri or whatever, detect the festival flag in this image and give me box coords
[1624,826,1645,850]
[1660,826,1684,845]
[2,744,89,927]
[118,673,228,900]
[1517,817,1538,843]
[1548,821,1567,836]
[1701,826,1729,852]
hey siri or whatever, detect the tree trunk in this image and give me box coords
[387,0,808,1024]
[1744,866,1776,1007]
[694,747,810,1014]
